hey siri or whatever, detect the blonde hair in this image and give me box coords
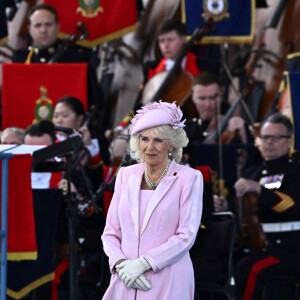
[129,125,188,163]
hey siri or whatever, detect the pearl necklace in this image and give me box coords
[144,159,171,190]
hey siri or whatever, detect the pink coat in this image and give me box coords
[101,159,203,300]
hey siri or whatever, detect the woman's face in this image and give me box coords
[53,102,83,129]
[139,129,170,168]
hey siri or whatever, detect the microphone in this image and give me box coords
[53,125,78,134]
[39,120,79,135]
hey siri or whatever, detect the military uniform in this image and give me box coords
[235,154,300,300]
[185,117,211,143]
[183,117,210,166]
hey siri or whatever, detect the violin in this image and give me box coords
[203,115,244,144]
[239,192,267,253]
[235,148,267,253]
[204,80,256,143]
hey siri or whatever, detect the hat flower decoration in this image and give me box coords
[130,100,186,135]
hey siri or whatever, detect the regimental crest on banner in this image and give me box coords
[2,64,87,129]
[202,0,230,22]
[44,0,137,47]
[182,0,255,44]
[76,0,104,18]
[33,86,53,123]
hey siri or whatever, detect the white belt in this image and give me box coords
[262,221,300,233]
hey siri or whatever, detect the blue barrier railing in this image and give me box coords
[0,153,14,300]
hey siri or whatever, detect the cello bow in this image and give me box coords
[48,22,89,64]
[205,80,256,143]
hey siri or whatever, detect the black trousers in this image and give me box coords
[235,247,300,300]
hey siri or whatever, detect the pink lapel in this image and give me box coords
[127,164,143,238]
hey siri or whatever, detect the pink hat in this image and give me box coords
[130,101,186,135]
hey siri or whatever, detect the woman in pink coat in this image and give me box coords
[101,101,203,299]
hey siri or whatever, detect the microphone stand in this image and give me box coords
[69,137,99,214]
[62,136,99,300]
[32,134,99,300]
[64,153,78,300]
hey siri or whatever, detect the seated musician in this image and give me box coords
[24,122,58,190]
[52,96,110,189]
[184,71,248,166]
[110,19,220,136]
[0,127,25,144]
[217,113,300,299]
[12,4,104,113]
[24,123,55,145]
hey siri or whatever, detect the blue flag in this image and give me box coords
[0,0,8,46]
[287,71,300,151]
[182,0,255,43]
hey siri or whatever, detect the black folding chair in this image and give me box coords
[190,212,237,300]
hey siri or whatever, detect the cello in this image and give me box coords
[141,18,215,111]
[203,79,256,144]
[245,0,300,120]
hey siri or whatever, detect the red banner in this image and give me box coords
[43,0,137,47]
[103,165,118,216]
[0,154,37,260]
[1,63,87,129]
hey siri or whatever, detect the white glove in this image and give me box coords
[117,256,151,288]
[115,264,151,291]
[133,274,151,291]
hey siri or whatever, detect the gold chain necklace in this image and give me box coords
[144,159,171,190]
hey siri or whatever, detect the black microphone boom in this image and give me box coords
[53,125,77,134]
[39,120,78,134]
[32,136,83,163]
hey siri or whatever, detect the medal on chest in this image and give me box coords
[259,173,284,189]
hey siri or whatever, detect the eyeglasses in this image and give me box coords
[261,135,291,142]
[196,93,220,101]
